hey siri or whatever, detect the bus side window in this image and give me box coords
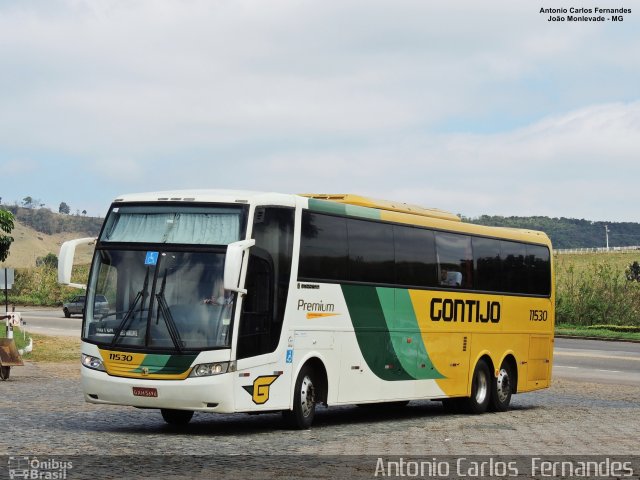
[501,241,527,294]
[473,237,502,292]
[435,232,473,289]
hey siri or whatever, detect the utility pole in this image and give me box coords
[605,225,610,251]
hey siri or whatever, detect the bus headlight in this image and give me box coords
[82,353,106,372]
[189,361,234,377]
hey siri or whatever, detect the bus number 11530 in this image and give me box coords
[529,310,548,321]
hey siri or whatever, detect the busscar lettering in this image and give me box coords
[430,298,500,323]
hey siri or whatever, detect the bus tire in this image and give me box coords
[461,359,491,414]
[490,361,514,412]
[161,408,194,426]
[283,365,317,429]
[0,366,9,381]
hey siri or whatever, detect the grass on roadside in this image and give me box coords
[556,323,640,341]
[1,326,80,362]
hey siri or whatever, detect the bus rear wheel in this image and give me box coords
[283,365,317,429]
[161,408,194,426]
[490,361,514,412]
[461,359,491,414]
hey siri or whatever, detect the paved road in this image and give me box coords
[10,307,81,337]
[553,338,640,385]
[2,362,639,479]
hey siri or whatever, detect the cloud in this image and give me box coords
[0,159,39,176]
[234,101,640,221]
[0,1,638,220]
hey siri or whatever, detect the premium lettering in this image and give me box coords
[297,299,335,313]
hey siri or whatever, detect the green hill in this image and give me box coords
[0,206,100,268]
[465,215,640,250]
[3,205,102,236]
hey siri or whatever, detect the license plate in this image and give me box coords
[132,387,158,398]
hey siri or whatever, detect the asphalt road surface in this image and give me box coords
[10,307,81,337]
[553,337,640,385]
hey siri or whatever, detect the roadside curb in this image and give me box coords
[555,334,640,344]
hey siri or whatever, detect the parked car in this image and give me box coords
[63,295,109,318]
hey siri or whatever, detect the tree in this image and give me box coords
[36,252,58,268]
[22,196,35,208]
[82,209,87,216]
[59,202,71,214]
[0,208,15,262]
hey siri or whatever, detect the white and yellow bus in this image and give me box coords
[59,191,554,429]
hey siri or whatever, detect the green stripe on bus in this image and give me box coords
[134,353,196,375]
[345,204,380,220]
[376,287,418,378]
[307,198,348,215]
[341,285,413,381]
[155,354,197,374]
[307,198,381,220]
[394,289,444,380]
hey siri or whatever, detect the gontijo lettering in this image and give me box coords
[430,298,500,323]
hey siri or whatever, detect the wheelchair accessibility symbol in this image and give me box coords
[144,251,159,265]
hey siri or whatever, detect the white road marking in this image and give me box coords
[554,351,640,362]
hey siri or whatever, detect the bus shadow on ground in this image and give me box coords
[68,400,542,436]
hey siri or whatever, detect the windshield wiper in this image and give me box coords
[111,266,150,347]
[155,270,184,352]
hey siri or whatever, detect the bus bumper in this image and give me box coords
[81,366,235,412]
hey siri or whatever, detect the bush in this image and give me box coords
[7,264,90,306]
[556,260,640,327]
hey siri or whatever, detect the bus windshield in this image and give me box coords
[85,249,235,350]
[82,203,247,351]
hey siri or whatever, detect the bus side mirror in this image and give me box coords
[58,237,96,289]
[224,239,256,295]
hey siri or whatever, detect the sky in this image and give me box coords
[0,0,639,221]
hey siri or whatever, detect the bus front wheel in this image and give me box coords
[283,365,317,429]
[490,361,514,412]
[161,408,194,426]
[461,359,491,414]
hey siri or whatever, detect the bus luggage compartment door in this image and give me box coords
[527,335,552,388]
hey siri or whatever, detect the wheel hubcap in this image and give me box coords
[496,368,510,403]
[475,370,488,404]
[300,375,315,418]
